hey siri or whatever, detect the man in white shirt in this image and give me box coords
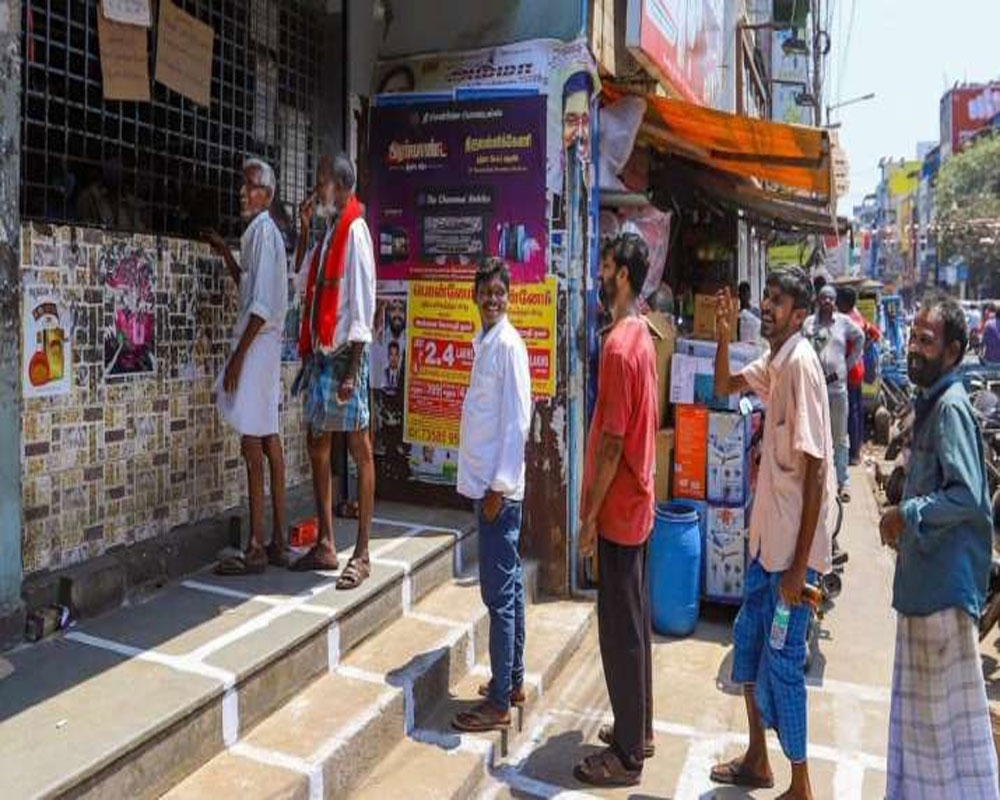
[291,155,377,589]
[452,259,533,733]
[206,159,289,575]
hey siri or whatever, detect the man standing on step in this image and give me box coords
[292,154,377,590]
[709,268,835,800]
[453,258,532,733]
[574,233,658,787]
[879,292,998,799]
[206,159,290,576]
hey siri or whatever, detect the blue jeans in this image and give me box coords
[476,498,526,712]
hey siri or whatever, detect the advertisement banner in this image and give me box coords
[942,83,1000,158]
[23,283,73,399]
[404,278,557,449]
[626,0,725,109]
[369,97,548,285]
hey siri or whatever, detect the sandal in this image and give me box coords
[597,723,655,757]
[709,756,774,789]
[573,747,641,787]
[214,550,267,576]
[477,683,526,706]
[290,546,340,573]
[267,545,293,568]
[336,500,359,519]
[335,556,371,590]
[452,700,511,732]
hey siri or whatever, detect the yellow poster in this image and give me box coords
[404,278,556,448]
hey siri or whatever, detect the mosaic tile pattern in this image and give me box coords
[20,223,309,574]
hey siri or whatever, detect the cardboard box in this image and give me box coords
[647,312,675,428]
[673,405,708,499]
[707,412,751,505]
[705,505,748,601]
[693,293,738,341]
[672,339,765,412]
[654,428,674,504]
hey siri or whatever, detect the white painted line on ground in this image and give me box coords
[222,688,239,746]
[180,578,335,617]
[371,556,412,611]
[229,740,312,777]
[411,726,495,758]
[807,676,891,704]
[65,631,235,687]
[335,664,386,685]
[489,763,599,800]
[833,756,868,800]
[372,516,464,536]
[673,735,726,800]
[326,621,340,670]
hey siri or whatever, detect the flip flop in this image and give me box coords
[452,701,511,732]
[709,756,774,789]
[290,547,340,573]
[573,748,641,787]
[336,500,359,519]
[335,556,371,590]
[597,723,656,757]
[214,552,267,576]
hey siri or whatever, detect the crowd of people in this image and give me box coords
[204,158,998,800]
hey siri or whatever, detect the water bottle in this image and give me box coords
[770,599,791,650]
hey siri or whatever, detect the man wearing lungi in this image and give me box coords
[292,155,376,589]
[879,291,999,799]
[207,159,290,575]
[711,268,837,800]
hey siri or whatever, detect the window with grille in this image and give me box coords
[21,0,340,241]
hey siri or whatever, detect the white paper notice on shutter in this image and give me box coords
[155,0,215,107]
[102,0,152,27]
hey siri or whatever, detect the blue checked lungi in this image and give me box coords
[293,345,370,434]
[731,558,817,763]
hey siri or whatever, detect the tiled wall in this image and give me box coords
[20,223,309,575]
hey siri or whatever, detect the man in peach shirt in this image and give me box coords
[709,267,836,800]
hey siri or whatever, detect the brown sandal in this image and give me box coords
[452,701,511,732]
[477,683,526,706]
[573,747,641,787]
[709,756,774,789]
[335,556,371,590]
[290,546,340,573]
[597,723,655,757]
[214,550,267,576]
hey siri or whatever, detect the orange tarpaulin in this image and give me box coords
[638,94,832,200]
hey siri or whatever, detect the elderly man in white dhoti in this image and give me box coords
[206,159,290,575]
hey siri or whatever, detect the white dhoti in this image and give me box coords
[887,608,1000,800]
[215,325,282,437]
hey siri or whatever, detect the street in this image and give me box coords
[477,462,1000,800]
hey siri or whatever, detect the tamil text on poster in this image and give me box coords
[369,97,547,285]
[404,278,556,449]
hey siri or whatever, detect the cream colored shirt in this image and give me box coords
[740,333,836,574]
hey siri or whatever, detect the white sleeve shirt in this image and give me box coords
[457,317,533,501]
[237,211,288,336]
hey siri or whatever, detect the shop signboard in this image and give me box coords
[369,97,548,287]
[625,0,725,109]
[404,278,557,449]
[941,82,1000,159]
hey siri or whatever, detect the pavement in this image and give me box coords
[479,464,905,800]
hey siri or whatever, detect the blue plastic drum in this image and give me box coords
[649,501,702,636]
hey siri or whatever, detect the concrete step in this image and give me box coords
[0,505,474,800]
[164,576,491,799]
[346,599,596,800]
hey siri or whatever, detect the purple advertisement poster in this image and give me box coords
[368,96,547,285]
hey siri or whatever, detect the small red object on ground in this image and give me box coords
[290,518,318,548]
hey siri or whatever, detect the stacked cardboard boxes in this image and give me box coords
[670,337,763,605]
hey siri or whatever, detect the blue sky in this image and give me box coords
[828,0,1000,214]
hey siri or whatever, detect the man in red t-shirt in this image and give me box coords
[575,233,659,787]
